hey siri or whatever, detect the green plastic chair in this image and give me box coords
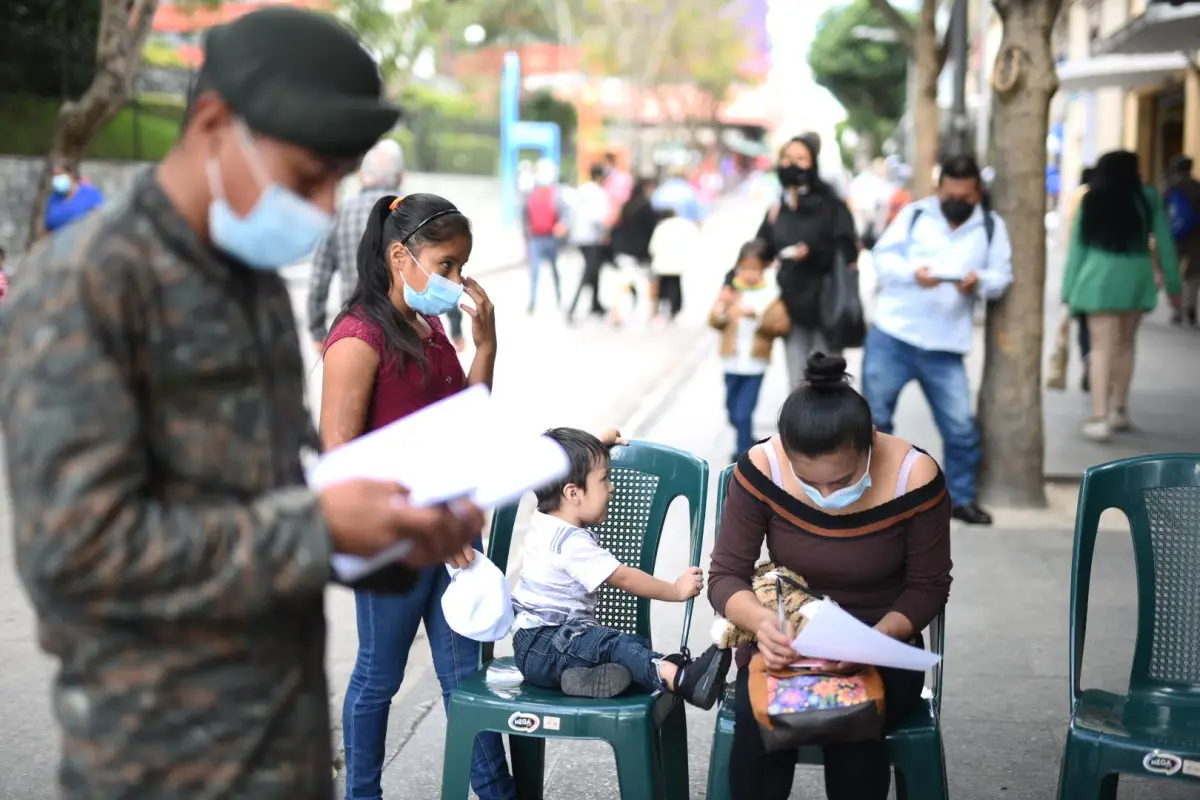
[704,463,949,800]
[441,441,709,799]
[1058,454,1200,798]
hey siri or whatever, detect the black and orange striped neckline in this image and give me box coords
[733,448,949,537]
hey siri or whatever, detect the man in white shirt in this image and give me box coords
[566,163,612,322]
[863,155,1013,526]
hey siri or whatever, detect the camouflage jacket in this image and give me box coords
[0,170,407,798]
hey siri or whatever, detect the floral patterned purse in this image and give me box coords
[747,652,886,752]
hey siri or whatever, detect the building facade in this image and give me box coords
[1055,0,1200,201]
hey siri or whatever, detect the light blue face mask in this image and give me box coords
[206,121,333,270]
[401,245,463,316]
[52,174,73,194]
[793,448,872,510]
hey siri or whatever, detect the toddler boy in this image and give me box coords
[511,427,730,707]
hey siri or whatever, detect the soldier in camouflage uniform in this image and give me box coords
[0,8,483,799]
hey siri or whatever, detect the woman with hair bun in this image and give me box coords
[320,192,516,800]
[708,352,953,800]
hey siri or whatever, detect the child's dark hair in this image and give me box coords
[737,239,766,266]
[535,427,611,513]
[328,192,471,375]
[778,353,873,457]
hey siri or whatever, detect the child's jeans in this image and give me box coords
[512,620,664,691]
[724,371,765,456]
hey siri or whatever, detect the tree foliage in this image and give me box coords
[808,0,910,154]
[0,0,102,100]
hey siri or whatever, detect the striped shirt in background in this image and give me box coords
[307,188,395,341]
[510,511,621,630]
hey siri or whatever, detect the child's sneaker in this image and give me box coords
[665,645,731,710]
[561,663,633,698]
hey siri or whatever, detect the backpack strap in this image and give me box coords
[908,205,994,244]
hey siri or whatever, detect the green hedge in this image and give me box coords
[1,94,180,161]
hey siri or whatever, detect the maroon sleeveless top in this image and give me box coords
[326,311,467,433]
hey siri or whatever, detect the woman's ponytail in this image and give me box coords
[356,194,398,274]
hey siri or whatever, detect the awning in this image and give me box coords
[1092,2,1200,56]
[1057,53,1191,91]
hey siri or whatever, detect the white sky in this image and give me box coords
[766,0,848,145]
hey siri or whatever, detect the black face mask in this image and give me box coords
[940,198,975,225]
[777,164,812,188]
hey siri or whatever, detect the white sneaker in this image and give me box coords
[1109,408,1130,432]
[1082,418,1112,442]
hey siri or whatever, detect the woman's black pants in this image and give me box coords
[728,659,925,800]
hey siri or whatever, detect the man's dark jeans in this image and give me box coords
[512,620,663,692]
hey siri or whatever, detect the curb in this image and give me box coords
[623,333,714,439]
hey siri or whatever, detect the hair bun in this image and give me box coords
[804,353,849,391]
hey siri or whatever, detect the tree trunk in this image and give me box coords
[910,0,940,199]
[976,0,1063,507]
[27,0,160,247]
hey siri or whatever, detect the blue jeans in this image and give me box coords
[512,621,664,692]
[527,236,562,310]
[724,372,765,456]
[342,558,515,800]
[861,326,981,505]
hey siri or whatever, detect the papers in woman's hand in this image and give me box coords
[790,599,942,672]
[311,385,570,580]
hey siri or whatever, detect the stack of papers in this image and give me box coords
[791,599,942,671]
[310,385,570,581]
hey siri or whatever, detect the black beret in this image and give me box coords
[202,7,402,157]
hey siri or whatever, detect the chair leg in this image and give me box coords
[509,734,547,800]
[658,702,690,800]
[893,736,948,800]
[441,714,480,800]
[613,728,666,799]
[705,717,734,800]
[1056,732,1118,800]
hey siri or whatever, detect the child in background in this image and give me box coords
[510,427,731,706]
[648,208,700,323]
[709,241,788,463]
[0,247,8,301]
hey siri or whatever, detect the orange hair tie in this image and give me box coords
[389,196,403,211]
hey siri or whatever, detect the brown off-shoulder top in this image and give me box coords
[708,446,953,668]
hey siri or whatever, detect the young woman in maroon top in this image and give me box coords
[708,353,952,800]
[319,193,516,800]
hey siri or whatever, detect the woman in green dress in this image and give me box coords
[1062,150,1181,442]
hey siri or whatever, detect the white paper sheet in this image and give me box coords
[311,385,570,581]
[791,599,942,672]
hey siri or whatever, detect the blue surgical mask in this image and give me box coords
[206,121,333,271]
[52,174,72,194]
[401,245,463,316]
[793,449,872,510]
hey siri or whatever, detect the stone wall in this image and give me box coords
[0,157,148,256]
[133,65,193,98]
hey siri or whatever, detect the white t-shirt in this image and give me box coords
[722,282,779,376]
[649,216,701,277]
[510,511,622,630]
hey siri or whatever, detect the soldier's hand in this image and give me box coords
[318,481,481,563]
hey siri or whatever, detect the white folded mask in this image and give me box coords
[441,550,514,642]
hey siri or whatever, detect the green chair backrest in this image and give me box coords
[1069,454,1200,709]
[487,440,709,654]
[712,463,946,708]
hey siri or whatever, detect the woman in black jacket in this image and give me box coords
[610,177,660,324]
[755,134,858,388]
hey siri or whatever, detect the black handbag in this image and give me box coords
[819,250,866,351]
